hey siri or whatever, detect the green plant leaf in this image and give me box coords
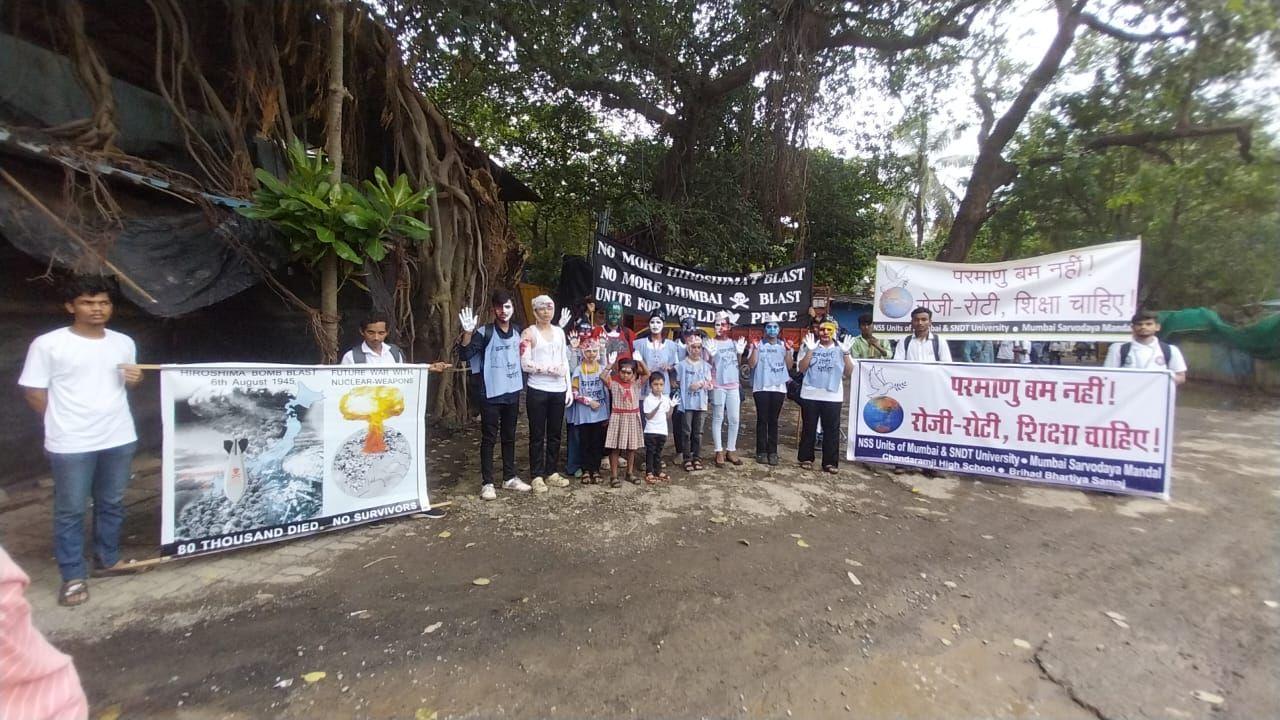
[331,239,361,263]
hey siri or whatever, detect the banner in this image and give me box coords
[846,360,1174,498]
[160,364,430,557]
[591,237,813,326]
[873,240,1140,340]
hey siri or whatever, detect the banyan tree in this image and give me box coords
[0,0,532,422]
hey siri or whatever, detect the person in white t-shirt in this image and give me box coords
[1104,310,1188,384]
[892,307,953,362]
[18,278,143,607]
[339,311,405,364]
[641,372,677,484]
[996,340,1030,364]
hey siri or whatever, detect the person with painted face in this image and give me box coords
[708,311,747,467]
[797,320,857,474]
[747,315,795,465]
[521,295,574,492]
[564,319,599,478]
[600,301,635,373]
[676,329,713,471]
[458,289,531,500]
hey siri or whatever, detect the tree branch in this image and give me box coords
[1081,13,1191,42]
[1027,122,1255,166]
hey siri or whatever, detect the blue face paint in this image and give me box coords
[765,323,780,338]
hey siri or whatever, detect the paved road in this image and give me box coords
[3,387,1277,719]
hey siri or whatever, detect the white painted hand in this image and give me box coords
[839,336,856,354]
[607,351,619,368]
[734,337,747,355]
[557,308,572,328]
[458,306,477,333]
[803,333,818,351]
[565,389,574,407]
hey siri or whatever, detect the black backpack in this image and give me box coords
[1119,341,1171,367]
[901,334,940,358]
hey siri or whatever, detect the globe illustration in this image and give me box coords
[862,396,904,434]
[879,286,913,318]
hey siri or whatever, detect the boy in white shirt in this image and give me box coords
[18,278,144,606]
[642,373,678,484]
[1104,310,1187,384]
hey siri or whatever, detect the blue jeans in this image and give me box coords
[48,442,136,581]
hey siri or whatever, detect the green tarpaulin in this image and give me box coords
[1158,308,1280,361]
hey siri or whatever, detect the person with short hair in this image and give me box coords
[18,277,143,606]
[892,307,952,362]
[458,289,531,500]
[1104,310,1187,384]
[339,311,404,364]
[747,315,795,465]
[641,372,677,484]
[849,313,890,359]
[797,320,856,473]
[568,338,610,484]
[521,295,573,491]
[708,311,747,467]
[676,330,713,471]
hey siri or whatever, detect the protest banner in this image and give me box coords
[159,363,431,557]
[847,360,1174,498]
[873,239,1140,340]
[591,236,813,326]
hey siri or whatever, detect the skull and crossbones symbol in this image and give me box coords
[729,291,750,310]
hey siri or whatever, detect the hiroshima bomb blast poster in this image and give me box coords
[873,240,1140,340]
[160,364,430,557]
[848,360,1174,499]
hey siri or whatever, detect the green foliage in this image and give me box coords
[237,139,433,268]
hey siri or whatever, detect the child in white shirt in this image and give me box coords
[642,373,677,484]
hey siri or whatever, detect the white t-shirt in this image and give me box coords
[642,394,672,435]
[1104,339,1187,373]
[339,342,400,365]
[525,325,569,392]
[892,333,952,362]
[997,341,1030,363]
[18,327,137,453]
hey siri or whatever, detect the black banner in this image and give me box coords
[591,238,813,326]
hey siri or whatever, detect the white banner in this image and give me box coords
[160,364,431,557]
[873,240,1140,340]
[846,360,1175,498]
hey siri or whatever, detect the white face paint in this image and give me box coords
[534,302,555,323]
[496,301,514,322]
[649,318,664,335]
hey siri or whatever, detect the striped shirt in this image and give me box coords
[1,546,88,720]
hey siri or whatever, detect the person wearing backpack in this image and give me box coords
[340,311,405,365]
[457,289,532,500]
[1104,310,1187,384]
[892,307,952,362]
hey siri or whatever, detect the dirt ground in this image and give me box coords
[10,386,1280,719]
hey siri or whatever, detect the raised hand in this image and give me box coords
[802,333,818,351]
[569,333,581,349]
[458,306,477,333]
[734,337,747,355]
[784,338,795,351]
[607,351,619,368]
[557,308,572,328]
[839,336,856,354]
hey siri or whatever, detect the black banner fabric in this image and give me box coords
[591,238,814,326]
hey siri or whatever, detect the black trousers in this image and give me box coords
[480,401,518,486]
[799,398,843,469]
[754,391,785,456]
[526,387,565,479]
[644,432,667,474]
[578,421,607,473]
[680,409,706,462]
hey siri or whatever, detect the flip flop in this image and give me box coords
[58,579,89,607]
[644,474,661,485]
[799,461,814,470]
[609,477,622,488]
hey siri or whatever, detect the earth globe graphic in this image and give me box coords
[863,396,905,434]
[879,286,914,318]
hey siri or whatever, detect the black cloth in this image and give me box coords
[799,398,843,469]
[579,421,607,474]
[680,409,706,462]
[644,432,667,475]
[754,390,786,456]
[480,401,518,486]
[526,387,565,478]
[672,405,685,455]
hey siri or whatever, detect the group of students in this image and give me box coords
[453,289,912,498]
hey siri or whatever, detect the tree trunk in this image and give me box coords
[937,0,1087,262]
[320,0,346,363]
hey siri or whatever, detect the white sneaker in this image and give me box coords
[547,472,570,488]
[503,477,533,492]
[480,484,497,501]
[529,476,548,493]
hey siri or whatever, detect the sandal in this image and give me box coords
[692,459,704,471]
[91,560,150,578]
[626,473,641,485]
[658,472,672,482]
[609,476,622,488]
[581,473,593,485]
[800,461,814,470]
[727,452,743,466]
[713,452,726,468]
[58,579,89,607]
[644,473,661,485]
[823,465,840,475]
[684,461,696,472]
